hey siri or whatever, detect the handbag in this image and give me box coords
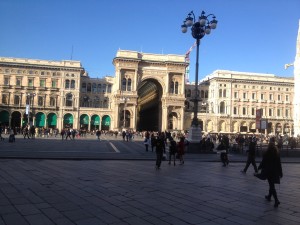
[254,170,267,180]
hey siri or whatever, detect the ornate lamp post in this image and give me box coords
[26,93,36,126]
[181,10,217,143]
[121,96,129,129]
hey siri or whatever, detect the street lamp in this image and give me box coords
[121,96,129,129]
[181,10,217,143]
[26,93,36,126]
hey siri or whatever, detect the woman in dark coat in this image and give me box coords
[258,140,283,207]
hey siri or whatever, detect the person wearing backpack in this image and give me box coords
[168,137,177,166]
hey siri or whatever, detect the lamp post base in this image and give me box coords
[187,126,202,143]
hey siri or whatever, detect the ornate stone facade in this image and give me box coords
[0,50,296,135]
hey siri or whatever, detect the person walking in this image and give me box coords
[256,138,283,208]
[144,136,150,151]
[96,130,101,141]
[168,137,177,166]
[155,133,164,169]
[241,136,258,173]
[177,136,185,165]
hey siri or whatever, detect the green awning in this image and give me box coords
[91,115,100,125]
[35,112,45,127]
[64,114,73,124]
[0,110,9,124]
[47,113,57,126]
[80,114,89,125]
[102,116,110,126]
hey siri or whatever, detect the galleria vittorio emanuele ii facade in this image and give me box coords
[1,19,300,136]
[0,48,296,137]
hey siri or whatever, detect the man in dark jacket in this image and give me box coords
[241,136,258,173]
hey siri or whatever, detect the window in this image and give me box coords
[220,102,225,114]
[243,93,247,99]
[234,85,238,88]
[97,84,101,93]
[170,81,174,94]
[205,90,208,98]
[40,79,45,87]
[269,108,273,116]
[127,79,132,91]
[66,93,73,107]
[2,94,8,104]
[41,71,45,75]
[122,78,126,91]
[102,84,106,93]
[286,88,289,91]
[252,93,256,99]
[243,107,246,115]
[16,78,22,87]
[4,77,9,85]
[252,108,255,116]
[65,80,70,89]
[14,95,20,105]
[28,78,34,87]
[285,109,289,117]
[50,97,55,107]
[87,83,91,92]
[278,95,281,101]
[107,84,112,93]
[277,109,281,117]
[285,95,289,101]
[71,80,75,89]
[38,96,44,106]
[261,94,264,100]
[81,83,86,93]
[234,92,238,98]
[187,89,191,97]
[219,89,222,98]
[233,107,237,115]
[223,89,226,97]
[92,83,97,93]
[269,94,273,100]
[51,80,57,88]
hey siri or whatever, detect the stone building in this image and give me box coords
[185,70,294,136]
[0,50,295,135]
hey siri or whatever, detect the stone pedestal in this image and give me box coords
[187,126,202,153]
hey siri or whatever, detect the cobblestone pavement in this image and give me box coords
[0,135,300,224]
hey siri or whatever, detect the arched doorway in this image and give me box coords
[120,110,130,129]
[47,113,57,128]
[101,115,110,130]
[11,111,22,129]
[91,115,100,130]
[80,114,89,130]
[137,79,163,131]
[35,112,46,128]
[0,110,9,127]
[63,113,73,128]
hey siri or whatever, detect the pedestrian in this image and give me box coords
[60,129,65,140]
[217,135,229,166]
[168,137,177,166]
[144,136,150,151]
[241,136,258,173]
[96,130,101,141]
[155,133,164,169]
[151,133,156,152]
[177,136,185,165]
[23,126,30,139]
[66,129,72,140]
[256,138,283,208]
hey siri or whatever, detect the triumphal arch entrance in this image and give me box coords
[112,50,188,132]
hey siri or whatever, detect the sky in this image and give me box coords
[0,0,299,81]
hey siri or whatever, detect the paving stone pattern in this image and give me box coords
[0,159,300,225]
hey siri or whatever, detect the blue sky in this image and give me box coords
[0,0,299,81]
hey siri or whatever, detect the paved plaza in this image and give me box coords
[0,136,300,225]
